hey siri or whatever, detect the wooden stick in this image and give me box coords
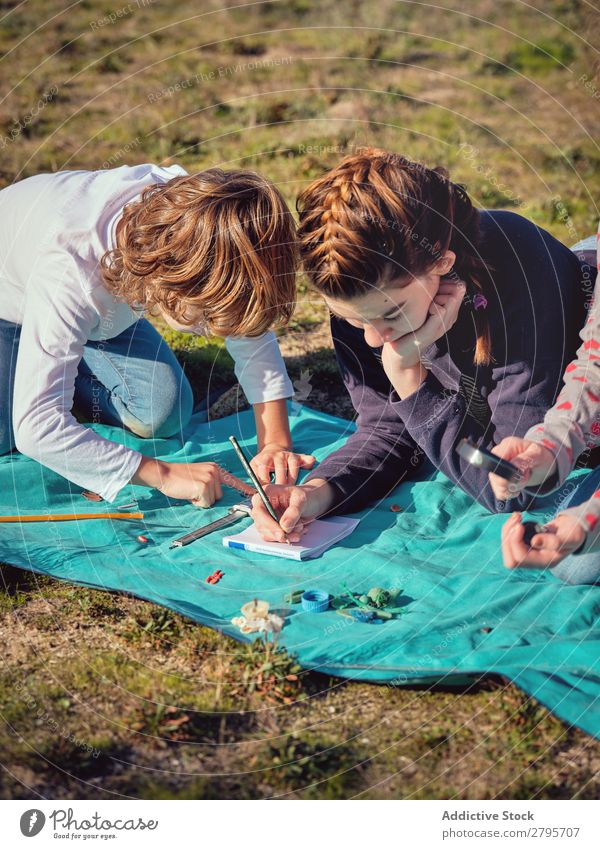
[0,512,144,523]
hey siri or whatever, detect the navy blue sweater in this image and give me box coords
[307,210,596,514]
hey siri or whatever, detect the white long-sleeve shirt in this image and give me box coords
[0,164,293,501]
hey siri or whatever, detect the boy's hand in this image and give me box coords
[133,458,253,508]
[489,438,557,500]
[251,443,315,485]
[250,479,335,542]
[154,461,226,507]
[502,511,586,569]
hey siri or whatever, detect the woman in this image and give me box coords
[249,147,596,542]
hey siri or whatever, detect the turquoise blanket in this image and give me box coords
[1,406,599,739]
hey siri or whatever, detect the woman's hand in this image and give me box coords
[250,478,336,542]
[251,442,316,486]
[131,457,252,508]
[502,511,586,569]
[381,280,466,385]
[489,438,557,500]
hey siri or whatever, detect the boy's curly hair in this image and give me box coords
[297,147,493,365]
[101,168,297,337]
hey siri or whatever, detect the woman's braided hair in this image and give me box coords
[297,147,493,365]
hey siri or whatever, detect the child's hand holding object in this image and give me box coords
[488,437,557,500]
[502,512,586,569]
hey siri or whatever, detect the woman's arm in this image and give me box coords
[389,351,575,513]
[303,316,425,514]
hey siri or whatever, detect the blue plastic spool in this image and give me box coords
[301,589,330,613]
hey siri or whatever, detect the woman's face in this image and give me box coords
[323,254,454,348]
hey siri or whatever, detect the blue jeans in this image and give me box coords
[0,317,193,455]
[549,468,600,585]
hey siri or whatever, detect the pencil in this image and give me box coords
[228,435,290,543]
[0,512,144,523]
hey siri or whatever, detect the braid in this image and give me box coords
[298,147,493,366]
[299,157,376,292]
[319,174,354,275]
[448,181,494,365]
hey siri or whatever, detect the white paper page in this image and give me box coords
[223,516,359,560]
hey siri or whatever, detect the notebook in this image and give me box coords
[222,515,360,561]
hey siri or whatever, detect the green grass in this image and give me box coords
[483,38,577,76]
[1,570,597,800]
[0,0,599,800]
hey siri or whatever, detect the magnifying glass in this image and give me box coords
[456,437,522,483]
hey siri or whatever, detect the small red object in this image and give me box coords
[206,569,224,584]
[137,535,149,544]
[390,504,402,513]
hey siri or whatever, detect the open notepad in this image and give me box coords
[222,516,360,561]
